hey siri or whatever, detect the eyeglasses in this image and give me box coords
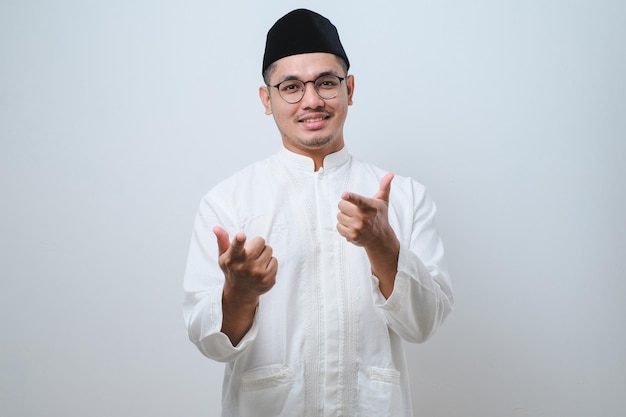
[269,74,345,104]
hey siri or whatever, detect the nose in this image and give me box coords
[299,81,325,108]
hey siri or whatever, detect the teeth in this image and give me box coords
[303,117,324,123]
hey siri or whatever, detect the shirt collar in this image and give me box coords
[277,146,351,172]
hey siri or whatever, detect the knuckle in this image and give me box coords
[223,257,236,269]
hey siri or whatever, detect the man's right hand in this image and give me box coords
[213,226,278,345]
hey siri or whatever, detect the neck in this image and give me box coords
[313,157,324,171]
[281,139,345,172]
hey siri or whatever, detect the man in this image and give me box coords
[183,8,453,417]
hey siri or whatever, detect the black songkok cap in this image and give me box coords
[262,9,350,75]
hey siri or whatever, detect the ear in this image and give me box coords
[346,74,355,106]
[259,86,273,115]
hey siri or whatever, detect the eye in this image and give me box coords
[279,81,302,93]
[317,76,339,89]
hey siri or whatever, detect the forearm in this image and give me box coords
[220,287,259,346]
[365,234,400,299]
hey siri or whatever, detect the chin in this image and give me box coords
[299,135,335,149]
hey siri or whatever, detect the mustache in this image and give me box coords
[296,109,332,119]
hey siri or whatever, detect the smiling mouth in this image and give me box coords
[298,110,331,123]
[301,116,327,123]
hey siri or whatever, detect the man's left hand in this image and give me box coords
[337,172,400,298]
[337,172,397,249]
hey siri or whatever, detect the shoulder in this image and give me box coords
[195,155,277,213]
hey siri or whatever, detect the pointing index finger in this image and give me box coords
[341,191,368,208]
[230,232,247,254]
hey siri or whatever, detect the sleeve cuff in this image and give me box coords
[370,244,412,311]
[193,286,259,362]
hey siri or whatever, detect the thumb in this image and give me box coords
[213,226,230,256]
[372,172,394,202]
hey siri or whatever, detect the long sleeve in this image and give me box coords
[183,190,259,362]
[370,176,454,343]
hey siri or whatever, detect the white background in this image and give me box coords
[1,1,624,416]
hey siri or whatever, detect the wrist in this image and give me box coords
[222,283,260,311]
[365,233,399,262]
[365,236,400,289]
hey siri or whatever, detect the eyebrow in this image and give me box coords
[278,70,342,83]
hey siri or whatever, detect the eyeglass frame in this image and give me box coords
[268,74,346,104]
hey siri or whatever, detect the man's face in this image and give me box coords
[259,52,354,163]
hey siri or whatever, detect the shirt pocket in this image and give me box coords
[360,366,403,417]
[238,364,297,417]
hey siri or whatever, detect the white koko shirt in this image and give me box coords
[183,147,453,417]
